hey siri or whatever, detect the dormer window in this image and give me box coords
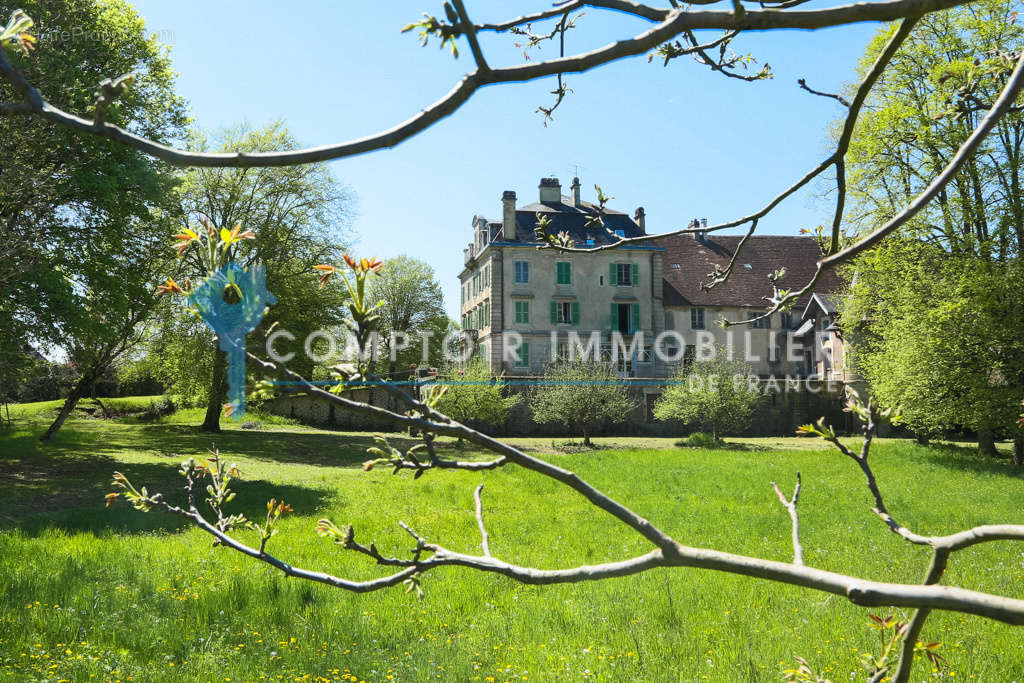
[614,229,626,239]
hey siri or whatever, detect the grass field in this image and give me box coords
[1,397,1022,682]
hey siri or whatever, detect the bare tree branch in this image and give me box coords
[893,547,950,683]
[0,0,989,168]
[771,472,803,565]
[450,0,489,72]
[797,78,851,107]
[474,482,491,557]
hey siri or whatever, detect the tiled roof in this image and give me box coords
[653,234,841,308]
[507,195,644,246]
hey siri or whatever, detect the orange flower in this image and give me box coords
[173,228,199,257]
[104,492,119,507]
[361,258,384,274]
[314,264,336,289]
[341,254,384,274]
[222,402,235,417]
[199,216,216,237]
[220,224,256,246]
[156,278,186,296]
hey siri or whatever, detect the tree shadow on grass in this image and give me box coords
[0,429,334,536]
[123,424,423,468]
[907,441,1024,479]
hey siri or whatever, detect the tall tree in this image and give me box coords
[170,122,352,431]
[845,0,1024,260]
[845,240,1024,461]
[39,220,174,440]
[0,0,186,368]
[365,255,450,377]
[843,0,1024,458]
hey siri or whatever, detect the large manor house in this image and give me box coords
[458,177,849,386]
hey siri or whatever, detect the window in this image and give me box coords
[600,343,632,373]
[472,272,480,295]
[781,311,794,330]
[610,262,638,286]
[690,308,706,330]
[556,341,569,360]
[480,299,490,328]
[515,342,529,368]
[556,261,572,285]
[671,263,680,270]
[610,303,639,334]
[748,312,770,329]
[614,229,626,239]
[515,300,529,324]
[551,300,579,324]
[586,239,595,246]
[514,261,529,284]
[482,263,490,287]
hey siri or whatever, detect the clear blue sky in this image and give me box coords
[129,1,880,319]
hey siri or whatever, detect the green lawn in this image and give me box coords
[1,398,1022,682]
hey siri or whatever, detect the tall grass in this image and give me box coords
[0,400,1022,681]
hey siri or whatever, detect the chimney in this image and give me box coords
[634,206,646,233]
[571,177,582,208]
[690,218,704,242]
[539,177,561,204]
[701,218,708,229]
[502,190,517,241]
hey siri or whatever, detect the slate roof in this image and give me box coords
[653,234,842,308]
[502,195,645,246]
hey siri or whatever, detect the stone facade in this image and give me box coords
[459,177,852,383]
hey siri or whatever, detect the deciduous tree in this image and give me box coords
[531,359,634,446]
[433,359,519,435]
[654,349,761,440]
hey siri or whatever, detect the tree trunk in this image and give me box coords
[914,432,930,446]
[978,427,998,457]
[1014,435,1023,467]
[580,420,591,447]
[40,375,90,441]
[201,345,227,432]
[90,383,110,418]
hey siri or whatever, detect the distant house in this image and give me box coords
[458,177,851,385]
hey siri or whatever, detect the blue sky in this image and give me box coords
[129,1,881,318]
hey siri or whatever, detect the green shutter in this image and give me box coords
[631,263,639,286]
[571,301,580,324]
[559,262,571,284]
[610,303,617,330]
[609,263,617,285]
[550,300,557,324]
[632,303,641,333]
[517,342,529,366]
